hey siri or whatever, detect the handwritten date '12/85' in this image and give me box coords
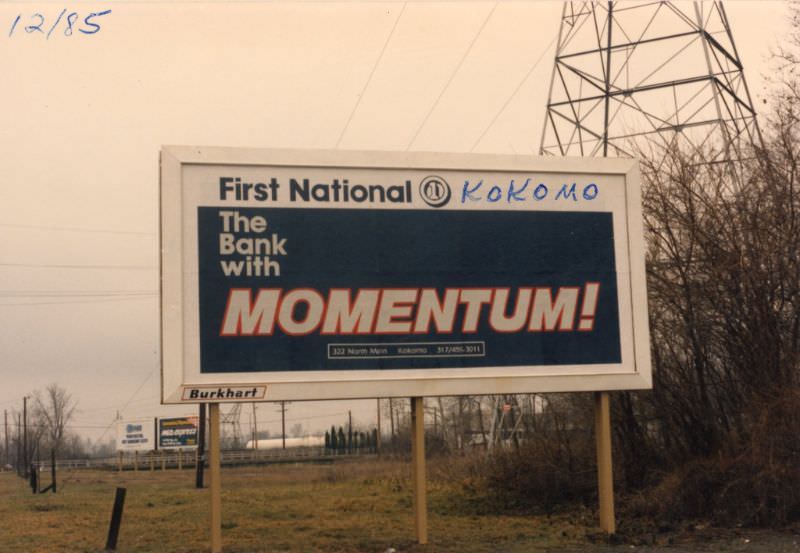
[9,9,112,39]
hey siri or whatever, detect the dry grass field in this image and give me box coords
[0,458,589,553]
[1,457,799,553]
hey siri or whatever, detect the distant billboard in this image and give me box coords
[160,147,651,403]
[158,416,199,449]
[116,419,155,451]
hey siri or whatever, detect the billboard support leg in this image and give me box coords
[197,404,207,488]
[209,403,222,553]
[594,391,615,534]
[410,397,428,545]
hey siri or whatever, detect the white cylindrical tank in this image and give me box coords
[244,435,325,450]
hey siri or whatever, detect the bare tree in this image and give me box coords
[33,384,77,455]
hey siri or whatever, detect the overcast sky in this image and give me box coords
[0,1,790,444]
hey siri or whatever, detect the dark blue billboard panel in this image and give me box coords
[158,416,198,449]
[196,207,620,373]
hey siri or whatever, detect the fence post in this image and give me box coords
[105,487,127,551]
[51,449,56,493]
[29,463,38,494]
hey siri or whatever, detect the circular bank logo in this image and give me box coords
[419,175,451,208]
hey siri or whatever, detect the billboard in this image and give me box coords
[160,147,651,403]
[116,419,155,451]
[158,416,199,449]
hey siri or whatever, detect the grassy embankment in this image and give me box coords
[0,457,592,553]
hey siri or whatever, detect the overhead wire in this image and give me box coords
[74,394,161,413]
[0,262,155,270]
[405,1,499,151]
[0,297,156,307]
[469,33,558,152]
[0,223,153,236]
[0,290,156,297]
[252,411,353,426]
[8,421,114,430]
[95,369,158,442]
[334,2,407,148]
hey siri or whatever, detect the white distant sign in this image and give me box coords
[116,419,155,451]
[160,147,651,403]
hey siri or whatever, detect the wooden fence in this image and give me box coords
[32,446,374,472]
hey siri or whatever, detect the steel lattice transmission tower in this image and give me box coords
[539,1,762,171]
[221,404,243,449]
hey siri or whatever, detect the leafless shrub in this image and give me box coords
[443,394,598,512]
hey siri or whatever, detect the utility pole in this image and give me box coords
[389,398,395,439]
[251,403,258,450]
[276,401,288,449]
[23,396,28,477]
[376,399,381,455]
[4,409,8,468]
[16,414,21,476]
[348,410,353,453]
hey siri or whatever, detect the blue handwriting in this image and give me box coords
[461,178,599,203]
[9,9,112,39]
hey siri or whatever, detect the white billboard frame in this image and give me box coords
[160,146,651,404]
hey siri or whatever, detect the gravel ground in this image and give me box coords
[551,529,800,553]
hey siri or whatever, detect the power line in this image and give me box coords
[77,395,161,413]
[334,3,407,148]
[0,297,155,307]
[9,421,112,430]
[253,410,352,426]
[405,1,498,151]
[0,223,153,236]
[0,290,155,298]
[96,369,157,442]
[469,33,557,152]
[0,262,156,270]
